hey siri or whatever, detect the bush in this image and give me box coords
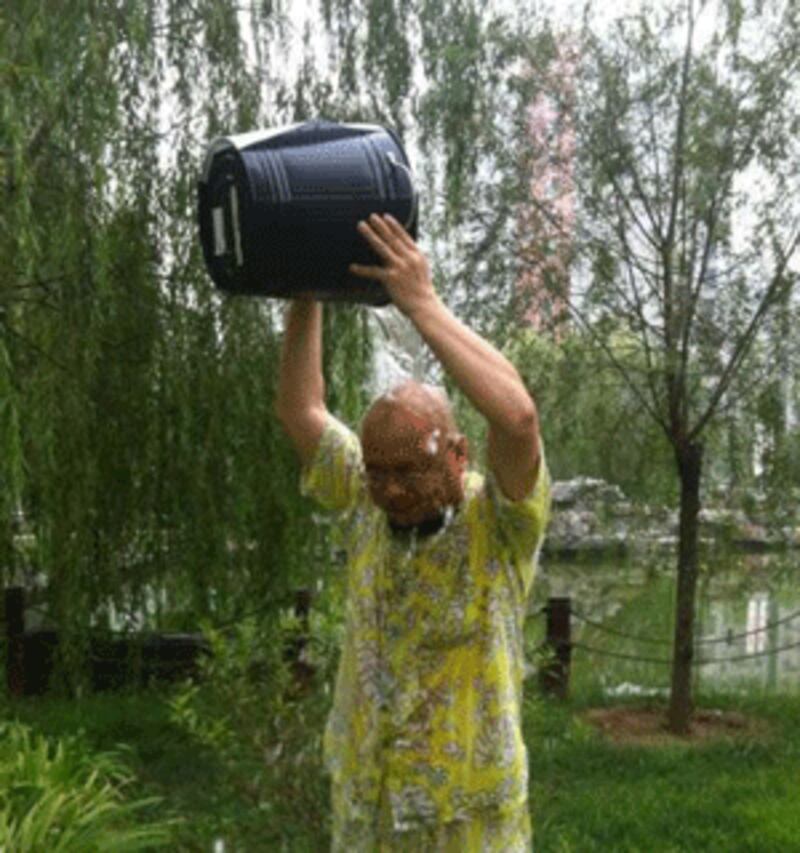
[168,597,343,850]
[0,720,177,851]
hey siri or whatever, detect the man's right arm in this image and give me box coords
[274,298,327,468]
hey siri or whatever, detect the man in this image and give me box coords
[275,212,551,851]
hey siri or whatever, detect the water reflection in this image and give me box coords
[745,593,769,655]
[700,588,800,692]
[531,551,800,695]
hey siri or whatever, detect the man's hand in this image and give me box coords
[349,213,438,319]
[351,211,540,501]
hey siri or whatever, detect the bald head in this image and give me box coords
[362,380,457,438]
[359,380,468,527]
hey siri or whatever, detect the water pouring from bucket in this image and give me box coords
[198,119,418,306]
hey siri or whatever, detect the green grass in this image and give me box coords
[526,690,800,852]
[2,685,799,851]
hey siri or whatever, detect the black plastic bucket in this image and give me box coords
[198,119,418,306]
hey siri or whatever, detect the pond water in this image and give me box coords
[18,540,798,697]
[530,550,800,696]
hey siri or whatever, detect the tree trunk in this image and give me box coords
[668,440,703,734]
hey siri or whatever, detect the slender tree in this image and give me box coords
[521,0,800,731]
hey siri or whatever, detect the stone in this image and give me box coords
[551,477,626,507]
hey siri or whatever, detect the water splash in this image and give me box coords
[367,307,428,398]
[426,429,441,455]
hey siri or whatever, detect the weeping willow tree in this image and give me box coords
[1,0,544,691]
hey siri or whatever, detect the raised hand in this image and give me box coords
[349,213,438,319]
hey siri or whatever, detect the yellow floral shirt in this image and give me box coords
[301,411,551,833]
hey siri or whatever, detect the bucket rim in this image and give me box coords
[200,121,393,184]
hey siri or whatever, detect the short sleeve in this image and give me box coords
[485,440,551,600]
[299,411,366,513]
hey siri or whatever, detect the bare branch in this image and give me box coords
[602,151,663,253]
[688,227,800,441]
[644,80,666,236]
[612,204,667,417]
[662,0,696,410]
[624,141,665,245]
[664,2,695,257]
[552,288,671,435]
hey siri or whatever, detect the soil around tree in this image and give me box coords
[581,704,772,747]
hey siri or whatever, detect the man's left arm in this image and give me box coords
[350,213,540,501]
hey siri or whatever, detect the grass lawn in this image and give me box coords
[527,689,800,853]
[2,684,799,851]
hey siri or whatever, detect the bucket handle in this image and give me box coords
[385,152,419,233]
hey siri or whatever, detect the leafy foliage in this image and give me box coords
[0,720,175,850]
[168,588,345,849]
[1,0,544,691]
[506,327,677,502]
[523,0,800,730]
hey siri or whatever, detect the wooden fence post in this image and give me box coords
[283,588,315,697]
[294,588,312,647]
[539,596,571,700]
[5,587,26,698]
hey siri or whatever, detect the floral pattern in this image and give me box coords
[301,412,551,839]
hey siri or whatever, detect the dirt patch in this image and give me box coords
[581,705,772,747]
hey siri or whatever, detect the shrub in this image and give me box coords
[168,599,343,849]
[0,720,177,851]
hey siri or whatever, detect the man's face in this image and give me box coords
[361,403,467,527]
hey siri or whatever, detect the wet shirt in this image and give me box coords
[301,412,551,832]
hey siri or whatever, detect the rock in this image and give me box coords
[604,682,667,698]
[551,477,626,508]
[545,475,799,555]
[650,535,679,550]
[547,509,599,540]
[698,508,748,530]
[609,501,637,518]
[780,527,800,547]
[543,532,628,557]
[732,523,778,551]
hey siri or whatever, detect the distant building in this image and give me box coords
[516,43,577,338]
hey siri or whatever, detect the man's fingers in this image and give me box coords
[349,262,387,282]
[383,213,416,249]
[368,213,396,240]
[372,213,414,252]
[358,219,398,262]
